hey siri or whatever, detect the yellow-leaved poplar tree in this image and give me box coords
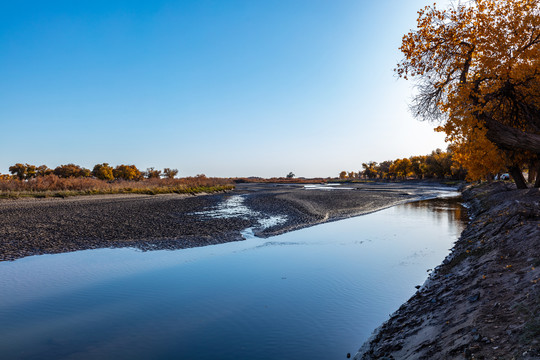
[397,0,540,188]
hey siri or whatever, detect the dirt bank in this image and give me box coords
[0,182,456,261]
[355,182,540,359]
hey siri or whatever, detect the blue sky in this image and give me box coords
[0,0,450,178]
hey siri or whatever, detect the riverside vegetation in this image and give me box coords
[0,163,233,198]
[394,0,540,189]
[0,150,471,199]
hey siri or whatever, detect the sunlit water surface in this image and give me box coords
[0,197,467,360]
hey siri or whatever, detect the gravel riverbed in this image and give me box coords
[0,182,454,261]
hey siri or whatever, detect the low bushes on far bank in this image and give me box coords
[232,177,327,184]
[0,163,234,198]
[0,175,234,199]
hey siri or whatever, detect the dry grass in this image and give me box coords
[0,175,234,198]
[233,177,328,184]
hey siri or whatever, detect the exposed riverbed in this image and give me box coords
[0,188,467,360]
[0,182,461,261]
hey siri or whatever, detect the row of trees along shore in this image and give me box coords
[340,149,465,180]
[396,0,540,189]
[0,163,233,196]
[4,163,179,181]
[342,148,538,185]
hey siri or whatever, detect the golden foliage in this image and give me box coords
[92,163,114,181]
[355,149,459,180]
[390,158,412,179]
[113,165,142,181]
[397,0,540,182]
[0,163,234,197]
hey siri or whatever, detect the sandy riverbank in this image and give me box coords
[355,182,540,359]
[0,182,457,261]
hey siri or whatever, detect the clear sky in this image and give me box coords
[0,0,451,178]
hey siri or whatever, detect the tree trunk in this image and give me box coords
[524,158,540,187]
[528,161,537,184]
[534,160,540,188]
[508,165,528,189]
[483,116,540,153]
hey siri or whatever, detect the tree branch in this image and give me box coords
[482,114,540,153]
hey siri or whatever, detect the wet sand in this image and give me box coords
[0,182,457,261]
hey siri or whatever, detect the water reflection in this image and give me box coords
[0,196,468,360]
[401,197,468,232]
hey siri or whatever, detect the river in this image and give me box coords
[0,195,467,360]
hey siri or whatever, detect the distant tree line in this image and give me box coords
[5,163,179,181]
[339,149,466,180]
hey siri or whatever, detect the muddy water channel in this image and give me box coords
[0,196,467,360]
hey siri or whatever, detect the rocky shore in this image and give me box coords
[0,182,454,261]
[355,182,540,359]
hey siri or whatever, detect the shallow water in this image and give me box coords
[192,195,288,236]
[0,196,467,360]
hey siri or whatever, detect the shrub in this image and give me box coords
[145,167,162,179]
[0,174,234,197]
[9,163,27,180]
[163,168,179,179]
[113,165,142,181]
[36,165,53,177]
[54,164,91,178]
[92,163,114,181]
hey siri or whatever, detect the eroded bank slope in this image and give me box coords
[356,183,540,359]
